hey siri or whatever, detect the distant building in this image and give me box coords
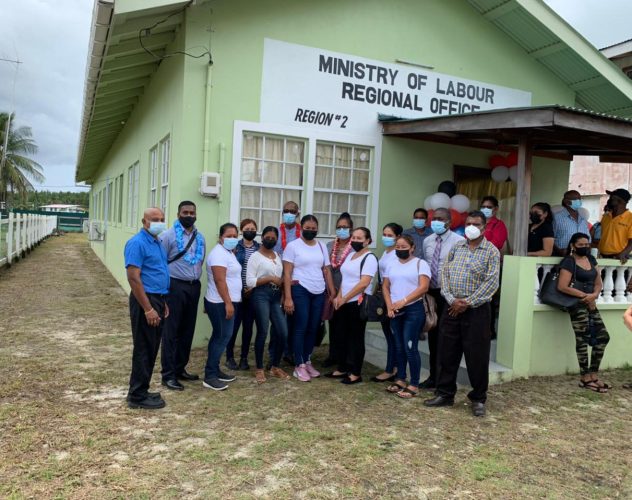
[39,204,87,213]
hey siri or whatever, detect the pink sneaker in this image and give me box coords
[305,361,320,378]
[293,364,311,382]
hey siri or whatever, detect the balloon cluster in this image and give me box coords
[423,181,471,235]
[489,152,518,183]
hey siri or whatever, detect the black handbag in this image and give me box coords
[358,254,386,322]
[538,260,581,312]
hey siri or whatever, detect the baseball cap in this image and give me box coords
[606,188,631,203]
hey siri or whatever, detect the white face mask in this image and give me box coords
[464,225,482,240]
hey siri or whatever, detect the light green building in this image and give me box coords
[77,0,632,381]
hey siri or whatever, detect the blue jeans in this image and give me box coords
[291,284,325,365]
[251,285,288,369]
[226,291,255,360]
[204,299,240,379]
[391,300,425,387]
[380,317,396,373]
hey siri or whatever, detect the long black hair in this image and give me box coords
[566,232,590,255]
[531,202,553,223]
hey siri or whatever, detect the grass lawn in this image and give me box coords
[1,233,631,499]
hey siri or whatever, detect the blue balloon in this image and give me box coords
[454,226,465,236]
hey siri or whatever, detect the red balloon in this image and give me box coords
[489,155,505,168]
[506,151,518,167]
[449,209,463,229]
[427,210,434,225]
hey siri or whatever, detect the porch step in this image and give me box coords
[364,328,512,386]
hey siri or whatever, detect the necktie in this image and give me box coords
[430,235,442,289]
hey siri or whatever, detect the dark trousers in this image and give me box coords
[426,288,447,382]
[568,305,610,375]
[226,291,255,360]
[336,301,368,376]
[328,311,344,364]
[251,286,288,369]
[436,302,491,403]
[291,284,325,365]
[128,293,166,402]
[204,300,240,380]
[268,314,294,362]
[380,317,396,373]
[160,279,201,381]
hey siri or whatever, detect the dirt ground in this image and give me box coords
[1,233,632,499]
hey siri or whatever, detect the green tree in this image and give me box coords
[0,112,45,206]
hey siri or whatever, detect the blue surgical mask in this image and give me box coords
[431,220,448,235]
[283,213,297,225]
[570,199,582,210]
[382,236,396,247]
[222,237,239,251]
[480,207,493,219]
[336,228,350,240]
[412,219,426,229]
[148,222,167,236]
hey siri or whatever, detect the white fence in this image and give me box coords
[0,213,58,267]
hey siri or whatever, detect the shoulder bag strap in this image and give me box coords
[168,230,197,264]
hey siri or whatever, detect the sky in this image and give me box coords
[0,0,631,193]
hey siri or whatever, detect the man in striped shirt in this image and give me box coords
[424,210,500,417]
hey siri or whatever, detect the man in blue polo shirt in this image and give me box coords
[124,207,170,409]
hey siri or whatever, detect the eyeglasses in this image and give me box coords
[480,205,494,209]
[335,226,350,230]
[282,209,298,214]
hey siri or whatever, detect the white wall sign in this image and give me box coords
[261,39,532,137]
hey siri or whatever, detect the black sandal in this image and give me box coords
[396,387,419,399]
[386,381,407,393]
[579,380,608,393]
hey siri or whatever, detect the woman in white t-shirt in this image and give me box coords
[383,234,431,399]
[326,227,378,384]
[283,214,336,382]
[246,226,291,384]
[202,222,242,392]
[371,222,404,384]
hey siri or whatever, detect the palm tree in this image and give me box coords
[0,112,45,206]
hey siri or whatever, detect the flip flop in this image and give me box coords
[579,380,607,393]
[396,387,419,399]
[386,382,407,393]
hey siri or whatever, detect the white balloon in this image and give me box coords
[450,194,470,213]
[508,166,518,182]
[491,166,509,182]
[551,204,564,214]
[430,192,451,210]
[423,195,434,211]
[578,207,590,220]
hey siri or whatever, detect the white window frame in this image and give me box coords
[159,135,170,217]
[117,173,124,224]
[230,121,382,243]
[127,162,140,227]
[149,145,158,208]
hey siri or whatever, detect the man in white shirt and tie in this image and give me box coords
[421,207,464,389]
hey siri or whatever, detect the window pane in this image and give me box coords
[263,161,283,185]
[286,140,304,163]
[352,170,369,191]
[262,210,279,229]
[241,159,261,183]
[314,191,330,212]
[350,195,367,214]
[285,163,303,186]
[264,137,284,161]
[353,215,366,227]
[241,186,260,208]
[240,208,260,228]
[315,166,332,189]
[354,148,370,170]
[333,168,351,191]
[283,189,302,207]
[334,145,352,168]
[262,188,281,209]
[333,193,349,213]
[243,134,263,158]
[316,143,333,166]
[314,213,331,235]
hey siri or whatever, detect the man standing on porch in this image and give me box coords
[159,201,206,391]
[124,207,170,410]
[553,190,590,256]
[420,208,464,389]
[424,210,500,417]
[598,188,632,263]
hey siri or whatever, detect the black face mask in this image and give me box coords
[262,239,277,250]
[350,241,365,252]
[243,230,257,241]
[179,216,196,229]
[302,230,317,241]
[575,247,590,257]
[530,213,542,224]
[395,249,410,260]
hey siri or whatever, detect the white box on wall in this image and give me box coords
[200,172,221,197]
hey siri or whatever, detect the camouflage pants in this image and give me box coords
[568,305,610,375]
